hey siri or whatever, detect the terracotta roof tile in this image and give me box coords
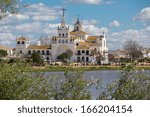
[76,45,89,49]
[0,45,12,50]
[70,30,87,35]
[87,36,97,41]
[79,41,96,46]
[27,45,51,50]
[16,36,29,41]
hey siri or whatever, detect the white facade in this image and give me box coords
[15,8,108,64]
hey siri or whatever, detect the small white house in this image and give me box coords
[0,45,13,57]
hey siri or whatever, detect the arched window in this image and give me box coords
[77,50,80,55]
[22,41,25,44]
[86,50,89,55]
[62,40,64,43]
[47,57,49,61]
[82,56,84,61]
[86,57,89,62]
[62,33,64,37]
[33,50,36,53]
[59,33,61,37]
[17,41,20,44]
[59,40,61,43]
[42,50,45,55]
[82,50,85,54]
[28,50,31,55]
[46,50,50,55]
[37,50,40,54]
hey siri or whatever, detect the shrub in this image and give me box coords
[99,64,150,100]
[0,63,99,100]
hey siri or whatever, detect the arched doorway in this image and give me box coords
[56,44,69,56]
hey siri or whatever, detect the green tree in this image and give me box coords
[49,69,92,100]
[0,0,28,19]
[0,63,51,99]
[57,53,68,63]
[31,52,43,66]
[0,63,100,100]
[0,49,8,57]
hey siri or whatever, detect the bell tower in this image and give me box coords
[58,8,69,38]
[74,16,82,31]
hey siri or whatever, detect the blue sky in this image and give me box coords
[0,0,150,49]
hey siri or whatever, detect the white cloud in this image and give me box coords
[25,3,61,21]
[66,0,113,5]
[0,3,62,47]
[48,24,59,28]
[109,20,121,27]
[83,24,108,35]
[0,14,29,25]
[0,33,16,46]
[107,26,150,50]
[75,19,108,35]
[134,7,150,21]
[15,22,42,32]
[0,33,15,40]
[32,15,56,21]
[82,19,99,25]
[15,14,29,20]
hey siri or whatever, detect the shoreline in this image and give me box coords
[31,65,150,72]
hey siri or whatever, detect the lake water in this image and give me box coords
[46,70,150,99]
[46,70,150,84]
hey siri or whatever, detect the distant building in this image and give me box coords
[0,45,13,57]
[142,48,150,58]
[15,8,108,64]
[109,49,128,59]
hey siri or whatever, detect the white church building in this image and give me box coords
[15,8,108,64]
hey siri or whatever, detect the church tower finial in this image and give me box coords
[77,14,80,22]
[61,7,66,21]
[73,14,82,31]
[58,7,69,37]
[60,7,67,28]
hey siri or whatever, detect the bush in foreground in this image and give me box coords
[0,63,97,100]
[99,65,150,100]
[0,63,150,100]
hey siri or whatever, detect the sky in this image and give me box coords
[0,0,150,50]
